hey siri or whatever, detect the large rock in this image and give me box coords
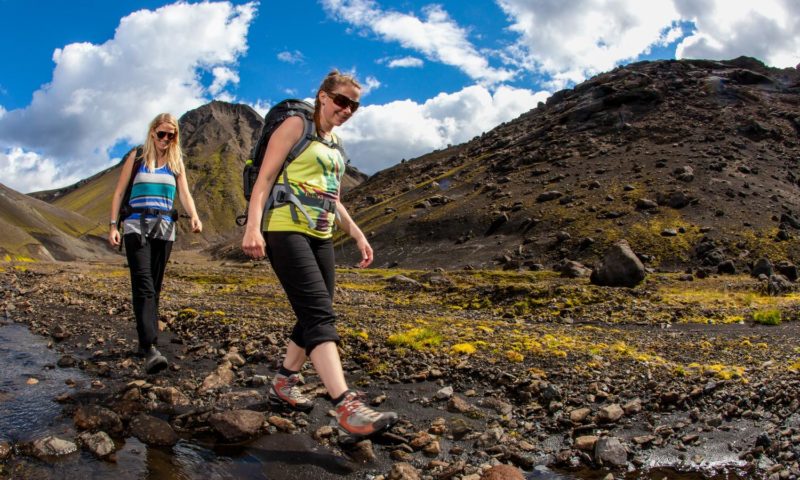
[481,464,525,480]
[73,405,123,434]
[30,436,78,458]
[208,410,264,441]
[590,240,646,287]
[77,431,116,458]
[129,414,178,446]
[594,436,627,467]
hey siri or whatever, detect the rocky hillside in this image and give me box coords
[337,57,800,271]
[29,100,367,251]
[0,183,110,261]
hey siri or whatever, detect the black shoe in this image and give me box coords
[144,346,168,374]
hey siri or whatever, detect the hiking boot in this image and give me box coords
[144,346,168,374]
[268,372,314,412]
[335,390,398,443]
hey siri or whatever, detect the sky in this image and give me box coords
[0,0,798,193]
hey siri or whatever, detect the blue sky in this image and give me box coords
[0,0,798,193]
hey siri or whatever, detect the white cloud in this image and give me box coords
[277,50,304,64]
[1,147,83,193]
[0,1,256,191]
[321,0,515,84]
[338,84,549,174]
[498,0,681,89]
[209,66,240,95]
[387,56,424,68]
[674,0,800,68]
[361,76,381,95]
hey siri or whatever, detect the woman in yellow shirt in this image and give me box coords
[242,70,397,442]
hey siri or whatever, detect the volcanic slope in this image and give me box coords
[0,183,109,261]
[337,57,800,271]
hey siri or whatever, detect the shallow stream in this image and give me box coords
[0,319,749,479]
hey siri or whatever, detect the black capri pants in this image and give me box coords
[266,231,339,355]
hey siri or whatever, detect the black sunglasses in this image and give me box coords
[327,91,360,112]
[155,131,176,140]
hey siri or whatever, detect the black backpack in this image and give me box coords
[236,99,347,227]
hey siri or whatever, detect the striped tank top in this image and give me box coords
[122,163,177,241]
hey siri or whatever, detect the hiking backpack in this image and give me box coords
[236,99,348,227]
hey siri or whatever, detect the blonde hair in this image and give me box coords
[314,70,361,134]
[142,113,183,174]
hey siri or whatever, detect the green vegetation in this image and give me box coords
[753,309,782,326]
[387,327,442,350]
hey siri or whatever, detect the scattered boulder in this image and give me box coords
[208,410,265,441]
[77,431,116,458]
[481,464,525,480]
[30,436,77,458]
[594,436,627,467]
[74,405,124,434]
[129,414,178,446]
[767,274,793,296]
[751,258,774,278]
[590,240,646,287]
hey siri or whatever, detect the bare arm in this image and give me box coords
[175,161,202,233]
[107,150,137,246]
[335,200,373,268]
[241,116,304,259]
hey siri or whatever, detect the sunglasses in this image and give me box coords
[326,91,360,112]
[155,131,176,140]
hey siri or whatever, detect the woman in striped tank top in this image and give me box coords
[242,71,398,443]
[108,113,203,374]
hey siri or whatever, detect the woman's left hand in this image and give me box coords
[356,236,373,268]
[190,216,203,233]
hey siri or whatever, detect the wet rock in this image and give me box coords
[57,354,78,368]
[151,386,191,406]
[0,441,10,460]
[447,395,473,414]
[129,414,178,446]
[209,410,265,441]
[481,464,525,480]
[481,397,513,416]
[623,398,642,415]
[30,435,78,458]
[435,386,454,400]
[597,404,624,423]
[77,431,116,458]
[51,324,71,341]
[570,407,591,423]
[594,436,627,467]
[575,435,598,451]
[347,439,376,463]
[590,240,646,287]
[199,361,235,393]
[388,462,420,480]
[267,415,296,432]
[73,405,123,434]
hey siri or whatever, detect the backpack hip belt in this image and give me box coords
[124,207,179,245]
[268,184,337,230]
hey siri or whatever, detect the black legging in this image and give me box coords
[124,234,173,351]
[266,231,339,356]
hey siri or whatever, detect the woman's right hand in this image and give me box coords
[108,227,121,247]
[241,228,266,259]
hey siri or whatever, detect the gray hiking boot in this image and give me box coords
[335,390,398,443]
[268,372,314,412]
[144,346,168,374]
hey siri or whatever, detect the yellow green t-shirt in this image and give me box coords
[264,135,346,238]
